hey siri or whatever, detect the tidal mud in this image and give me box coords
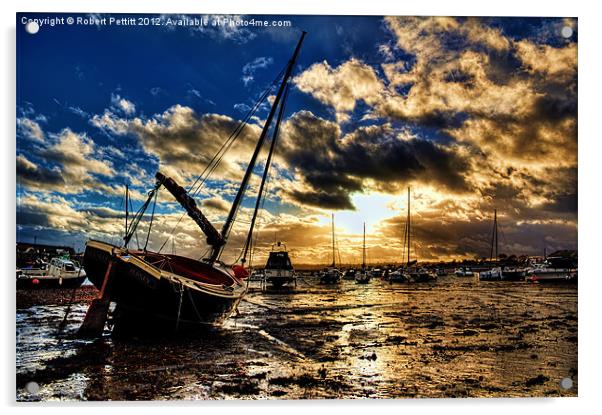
[16,276,577,400]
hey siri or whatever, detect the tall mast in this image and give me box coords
[241,84,290,264]
[362,222,366,270]
[494,209,498,261]
[210,31,306,263]
[490,208,498,261]
[331,213,336,267]
[406,186,411,266]
[124,184,129,248]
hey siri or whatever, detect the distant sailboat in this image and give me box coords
[477,208,528,281]
[355,222,370,284]
[320,213,342,284]
[479,209,502,280]
[390,187,436,283]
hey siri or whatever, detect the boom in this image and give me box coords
[155,172,225,249]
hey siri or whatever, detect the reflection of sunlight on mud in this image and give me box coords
[17,276,577,400]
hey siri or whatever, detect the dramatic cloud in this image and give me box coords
[121,105,262,184]
[17,128,122,196]
[16,16,578,262]
[294,59,384,123]
[277,111,472,209]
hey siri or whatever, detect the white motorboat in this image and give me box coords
[17,257,86,288]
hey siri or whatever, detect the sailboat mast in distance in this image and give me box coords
[490,208,498,261]
[331,213,336,267]
[407,186,411,266]
[362,222,366,269]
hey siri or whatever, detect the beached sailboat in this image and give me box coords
[355,223,370,284]
[479,209,503,281]
[320,213,342,284]
[79,32,307,335]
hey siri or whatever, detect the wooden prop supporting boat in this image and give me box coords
[79,32,306,336]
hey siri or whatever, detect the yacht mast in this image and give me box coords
[362,222,366,270]
[406,186,411,266]
[331,213,336,267]
[490,208,498,262]
[210,31,306,263]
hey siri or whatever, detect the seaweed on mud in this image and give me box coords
[525,374,550,387]
[456,329,479,336]
[216,381,261,396]
[432,341,530,354]
[269,373,351,394]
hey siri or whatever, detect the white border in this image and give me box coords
[3,1,601,414]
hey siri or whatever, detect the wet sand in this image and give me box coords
[17,285,98,309]
[16,275,577,400]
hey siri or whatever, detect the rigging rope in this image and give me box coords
[241,83,291,264]
[128,194,141,250]
[157,65,287,254]
[143,189,159,251]
[123,184,160,248]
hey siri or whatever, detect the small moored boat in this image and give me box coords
[263,242,297,288]
[17,257,86,289]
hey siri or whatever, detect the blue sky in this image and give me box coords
[16,14,578,263]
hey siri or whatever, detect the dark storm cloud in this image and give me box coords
[539,193,578,214]
[202,197,230,212]
[288,188,356,211]
[279,111,472,209]
[82,207,125,219]
[17,155,66,189]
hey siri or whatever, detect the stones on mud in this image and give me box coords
[359,352,377,361]
[269,373,350,394]
[216,380,260,395]
[385,335,418,346]
[525,374,550,387]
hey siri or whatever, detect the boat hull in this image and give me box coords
[83,241,245,331]
[388,273,409,283]
[16,275,87,289]
[264,269,296,288]
[410,272,437,283]
[527,272,577,285]
[320,274,341,284]
[501,270,528,281]
[266,276,296,288]
[355,273,370,284]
